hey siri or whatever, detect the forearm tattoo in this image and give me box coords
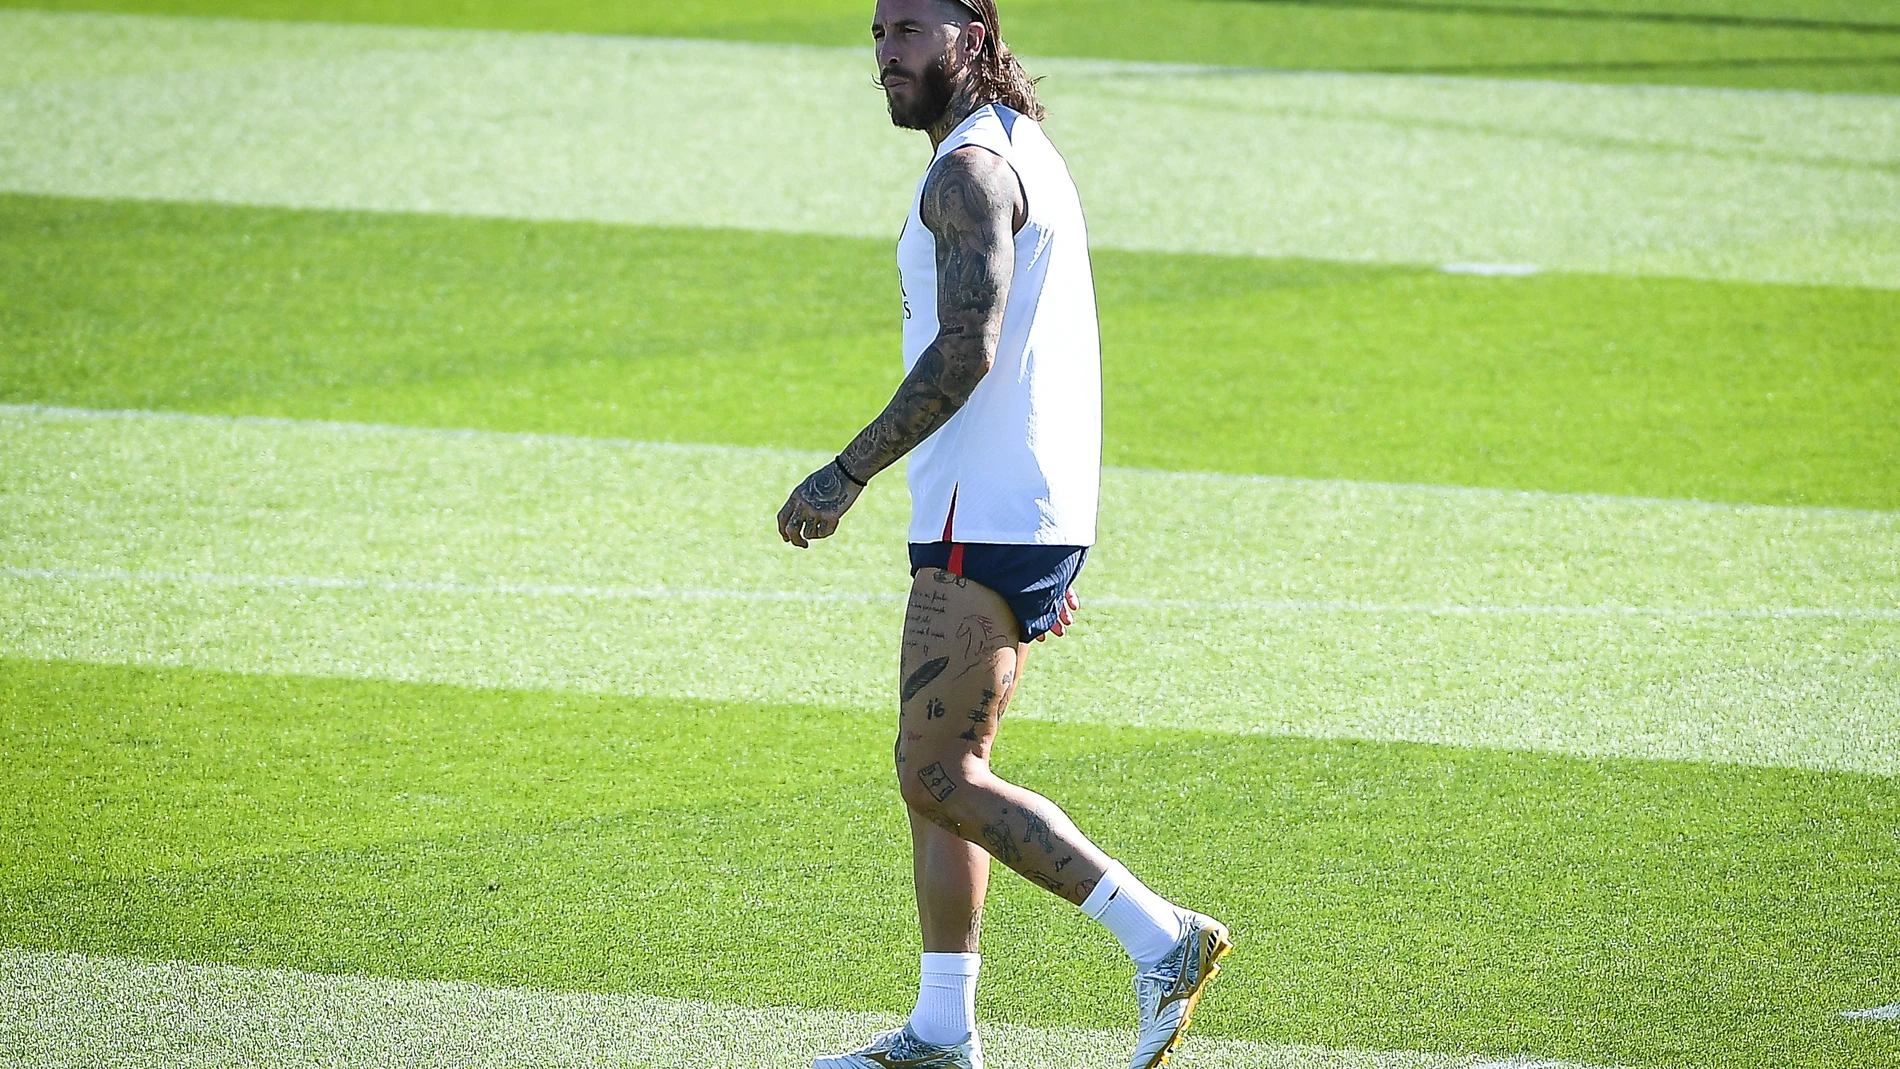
[839,151,1016,481]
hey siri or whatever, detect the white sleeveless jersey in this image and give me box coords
[897,104,1102,547]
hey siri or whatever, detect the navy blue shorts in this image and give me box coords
[908,541,1089,642]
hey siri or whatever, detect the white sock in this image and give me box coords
[908,952,980,1046]
[1080,861,1186,967]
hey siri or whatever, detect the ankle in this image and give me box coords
[909,951,980,1046]
[1080,861,1185,967]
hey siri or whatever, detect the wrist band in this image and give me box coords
[833,456,868,488]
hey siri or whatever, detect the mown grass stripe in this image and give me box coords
[11,197,1896,509]
[4,406,1894,775]
[9,0,1900,94]
[2,11,1895,286]
[10,403,1895,520]
[8,660,1894,1066]
[7,565,1896,621]
[0,947,1617,1069]
[1259,0,1900,35]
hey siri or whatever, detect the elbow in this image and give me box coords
[953,349,994,398]
[969,352,995,386]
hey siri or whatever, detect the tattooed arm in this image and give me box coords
[777,146,1023,548]
[843,148,1021,482]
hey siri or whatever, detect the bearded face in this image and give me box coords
[882,46,957,130]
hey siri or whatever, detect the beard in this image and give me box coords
[885,52,956,131]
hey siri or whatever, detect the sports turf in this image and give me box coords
[8,408,1894,775]
[14,952,1436,1069]
[7,0,1899,94]
[3,5,1895,1067]
[9,14,1896,289]
[5,196,1897,509]
[3,658,1896,1068]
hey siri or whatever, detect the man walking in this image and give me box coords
[777,2,1231,1066]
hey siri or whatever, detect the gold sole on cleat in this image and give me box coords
[1143,925,1235,1069]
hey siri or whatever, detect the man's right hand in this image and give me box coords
[1036,588,1080,641]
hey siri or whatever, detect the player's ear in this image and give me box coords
[963,20,986,61]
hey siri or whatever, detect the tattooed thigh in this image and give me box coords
[897,568,1024,767]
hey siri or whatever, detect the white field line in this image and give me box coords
[1440,263,1542,276]
[1841,1004,1900,1022]
[0,402,823,460]
[0,948,1619,1069]
[2,10,1897,287]
[8,565,1898,622]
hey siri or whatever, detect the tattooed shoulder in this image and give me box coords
[921,147,1020,241]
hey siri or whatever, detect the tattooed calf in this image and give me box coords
[902,657,950,702]
[917,761,957,803]
[1026,871,1065,893]
[981,817,1023,866]
[1018,805,1056,853]
[926,698,946,720]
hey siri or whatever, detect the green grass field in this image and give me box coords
[2,3,1898,1069]
[7,195,1896,508]
[9,0,1900,93]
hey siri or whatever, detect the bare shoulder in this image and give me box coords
[921,145,1022,238]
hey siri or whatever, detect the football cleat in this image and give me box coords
[813,1024,983,1069]
[1128,912,1234,1069]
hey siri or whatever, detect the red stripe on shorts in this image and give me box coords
[942,488,963,577]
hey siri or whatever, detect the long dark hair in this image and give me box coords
[954,0,1046,120]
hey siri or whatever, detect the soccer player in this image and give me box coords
[777,2,1232,1066]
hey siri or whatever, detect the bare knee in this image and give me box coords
[897,749,955,814]
[897,748,985,827]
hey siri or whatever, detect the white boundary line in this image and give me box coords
[0,402,821,459]
[7,566,1896,622]
[1441,263,1542,276]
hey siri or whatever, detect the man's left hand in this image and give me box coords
[777,463,864,548]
